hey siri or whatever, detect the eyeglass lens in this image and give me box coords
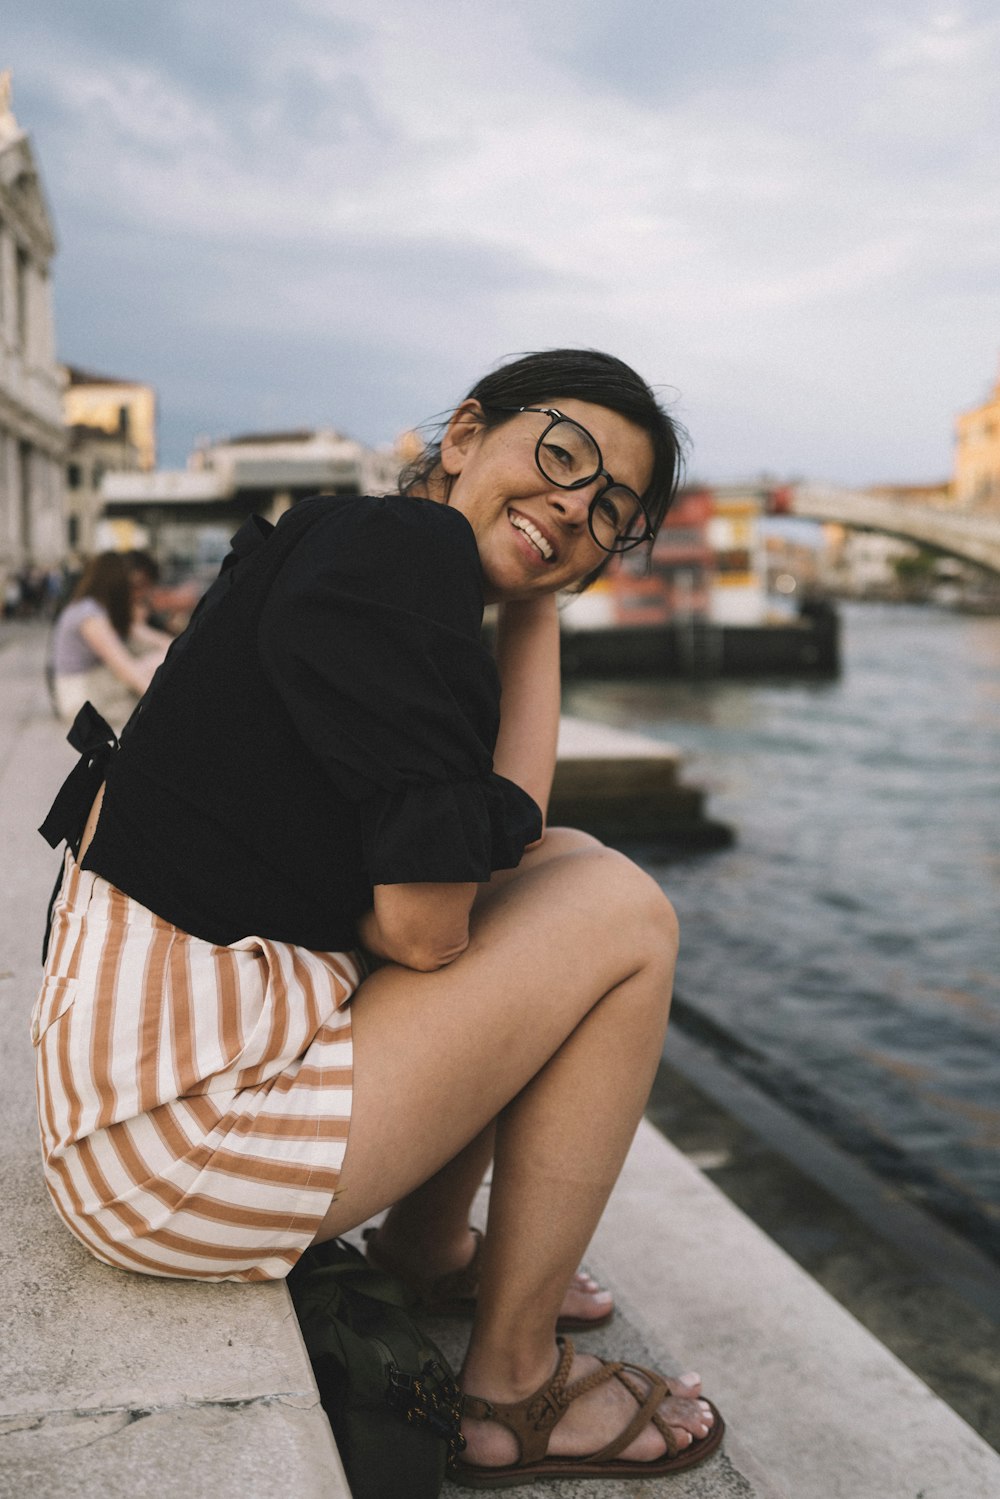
[536,418,646,552]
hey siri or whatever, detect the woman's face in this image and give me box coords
[440,398,655,602]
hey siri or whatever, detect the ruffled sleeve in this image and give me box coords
[359,773,542,885]
[258,496,542,884]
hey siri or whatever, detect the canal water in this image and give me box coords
[563,601,1000,1257]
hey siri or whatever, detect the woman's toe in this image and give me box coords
[658,1391,715,1441]
[693,1404,714,1437]
[559,1274,614,1323]
[667,1371,702,1398]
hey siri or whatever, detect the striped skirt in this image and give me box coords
[31,851,360,1281]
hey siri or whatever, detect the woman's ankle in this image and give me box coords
[461,1336,561,1403]
[369,1217,477,1278]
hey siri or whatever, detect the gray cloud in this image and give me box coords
[5,0,999,480]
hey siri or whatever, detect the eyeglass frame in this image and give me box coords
[482,404,655,554]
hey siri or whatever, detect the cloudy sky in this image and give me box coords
[5,1,999,483]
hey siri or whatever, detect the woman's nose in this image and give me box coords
[548,486,592,527]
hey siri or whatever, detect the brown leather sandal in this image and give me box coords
[451,1336,725,1488]
[362,1227,614,1332]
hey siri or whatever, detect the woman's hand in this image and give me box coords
[129,616,174,654]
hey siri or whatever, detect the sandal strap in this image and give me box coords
[462,1337,630,1467]
[589,1364,681,1462]
[638,1370,686,1459]
[462,1342,693,1469]
[363,1225,483,1311]
[423,1227,483,1308]
[463,1337,570,1464]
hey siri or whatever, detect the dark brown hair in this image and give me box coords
[400,348,686,585]
[72,552,132,640]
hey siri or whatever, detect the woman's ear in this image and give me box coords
[440,400,485,477]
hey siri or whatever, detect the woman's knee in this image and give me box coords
[535,825,606,859]
[565,844,679,960]
[612,850,679,955]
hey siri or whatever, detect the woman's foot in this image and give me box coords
[458,1337,721,1479]
[557,1268,614,1328]
[363,1224,614,1329]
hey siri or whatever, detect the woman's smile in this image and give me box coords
[508,507,558,565]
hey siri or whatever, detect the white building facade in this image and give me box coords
[0,74,65,574]
[101,428,403,577]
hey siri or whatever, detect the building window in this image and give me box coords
[67,514,79,547]
[16,246,29,351]
[19,440,32,553]
[67,462,82,489]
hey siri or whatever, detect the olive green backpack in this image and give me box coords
[287,1237,465,1499]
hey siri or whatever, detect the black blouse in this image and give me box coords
[68,494,542,950]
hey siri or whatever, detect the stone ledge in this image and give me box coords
[4,627,998,1499]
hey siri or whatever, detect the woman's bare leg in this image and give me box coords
[315,841,716,1461]
[366,1118,613,1322]
[366,1126,494,1278]
[365,830,615,1323]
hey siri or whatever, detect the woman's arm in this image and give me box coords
[355,598,557,973]
[77,612,161,695]
[490,594,561,830]
[358,881,478,971]
[129,617,174,653]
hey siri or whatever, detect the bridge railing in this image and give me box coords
[789,485,1000,574]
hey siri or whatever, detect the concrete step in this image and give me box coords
[585,1119,1000,1498]
[345,1111,1000,1499]
[3,622,998,1498]
[551,714,733,846]
[347,1186,784,1499]
[0,627,347,1499]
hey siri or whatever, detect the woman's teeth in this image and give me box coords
[509,512,554,560]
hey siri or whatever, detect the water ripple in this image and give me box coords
[565,602,1000,1242]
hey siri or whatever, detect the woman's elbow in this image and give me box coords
[397,929,470,971]
[370,881,476,972]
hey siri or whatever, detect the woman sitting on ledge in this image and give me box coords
[33,348,723,1487]
[49,551,172,733]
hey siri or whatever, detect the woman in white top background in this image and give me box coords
[49,551,172,732]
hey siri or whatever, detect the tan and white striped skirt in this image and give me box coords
[31,852,360,1282]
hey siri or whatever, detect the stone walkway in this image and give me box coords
[2,621,999,1499]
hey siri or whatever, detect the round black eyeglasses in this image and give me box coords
[486,405,654,554]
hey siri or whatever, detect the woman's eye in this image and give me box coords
[543,442,575,471]
[596,495,623,527]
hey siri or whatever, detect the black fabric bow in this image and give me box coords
[38,702,119,853]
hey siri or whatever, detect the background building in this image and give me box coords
[562,484,785,632]
[62,366,156,555]
[954,367,1000,511]
[101,428,401,579]
[0,73,65,576]
[818,525,922,599]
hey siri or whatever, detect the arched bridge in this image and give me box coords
[789,485,1000,575]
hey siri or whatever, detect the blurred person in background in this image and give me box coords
[124,549,177,637]
[48,551,172,732]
